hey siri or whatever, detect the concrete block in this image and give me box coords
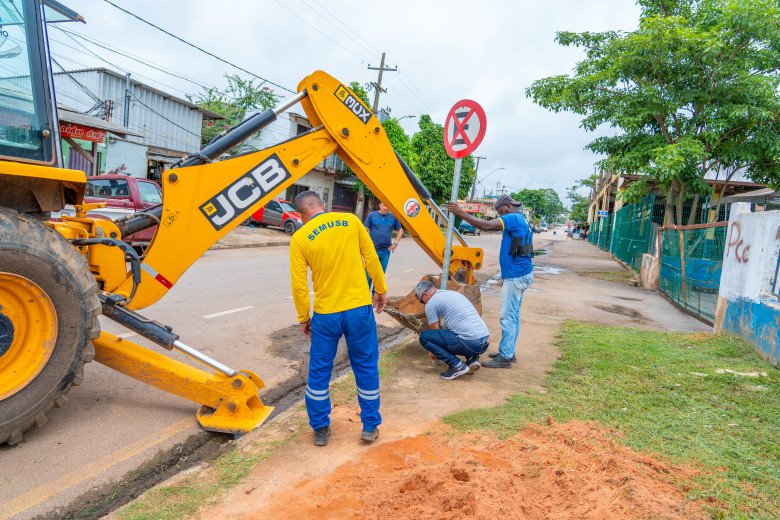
[640,253,659,290]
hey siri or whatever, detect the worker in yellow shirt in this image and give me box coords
[289,191,388,447]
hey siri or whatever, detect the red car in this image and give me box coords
[248,198,302,235]
[55,175,162,251]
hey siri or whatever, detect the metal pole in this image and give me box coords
[123,73,131,127]
[441,158,463,290]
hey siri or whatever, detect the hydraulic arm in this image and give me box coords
[106,71,484,311]
[66,72,484,437]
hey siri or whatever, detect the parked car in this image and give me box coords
[248,198,302,235]
[55,174,162,252]
[458,220,480,236]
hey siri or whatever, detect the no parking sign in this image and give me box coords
[443,99,487,159]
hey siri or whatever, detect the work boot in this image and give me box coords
[440,362,470,380]
[483,355,512,368]
[361,428,379,442]
[465,355,480,373]
[488,352,516,362]
[313,425,331,446]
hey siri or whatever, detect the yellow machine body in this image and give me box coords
[2,72,481,439]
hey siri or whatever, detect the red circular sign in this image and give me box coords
[443,99,487,159]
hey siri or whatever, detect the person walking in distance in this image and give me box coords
[364,202,403,293]
[447,195,534,368]
[289,191,388,446]
[415,280,490,380]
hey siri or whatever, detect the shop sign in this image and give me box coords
[60,123,107,143]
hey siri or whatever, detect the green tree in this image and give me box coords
[566,173,598,222]
[411,115,475,203]
[190,74,279,153]
[526,0,780,225]
[511,188,565,223]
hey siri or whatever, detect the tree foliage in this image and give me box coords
[190,74,279,153]
[566,174,597,222]
[411,115,476,203]
[511,188,565,223]
[526,0,780,225]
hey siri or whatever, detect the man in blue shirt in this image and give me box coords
[364,202,404,292]
[447,195,534,368]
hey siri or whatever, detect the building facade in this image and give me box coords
[53,68,222,179]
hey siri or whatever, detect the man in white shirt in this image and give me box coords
[414,280,490,380]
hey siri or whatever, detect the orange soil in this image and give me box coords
[242,419,706,520]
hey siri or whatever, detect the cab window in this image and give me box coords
[137,181,162,204]
[86,178,130,197]
[0,0,55,163]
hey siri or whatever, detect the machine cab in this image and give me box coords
[0,0,82,167]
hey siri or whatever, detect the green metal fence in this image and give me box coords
[659,223,728,324]
[610,195,655,271]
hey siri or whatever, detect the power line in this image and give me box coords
[101,0,295,94]
[271,0,368,63]
[296,0,377,60]
[54,26,211,91]
[309,0,382,57]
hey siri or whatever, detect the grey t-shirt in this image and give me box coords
[425,290,490,341]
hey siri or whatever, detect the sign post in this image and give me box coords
[441,99,487,289]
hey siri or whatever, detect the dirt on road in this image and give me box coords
[109,233,711,520]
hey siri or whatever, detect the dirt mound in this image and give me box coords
[244,420,705,520]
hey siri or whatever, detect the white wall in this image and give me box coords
[719,203,780,302]
[105,140,148,179]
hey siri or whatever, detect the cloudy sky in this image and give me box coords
[53,0,642,206]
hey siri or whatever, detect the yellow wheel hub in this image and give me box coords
[0,273,57,400]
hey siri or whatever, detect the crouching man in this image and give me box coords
[415,280,490,380]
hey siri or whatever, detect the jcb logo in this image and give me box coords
[200,153,291,231]
[335,85,372,124]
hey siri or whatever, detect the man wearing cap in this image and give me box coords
[447,195,534,368]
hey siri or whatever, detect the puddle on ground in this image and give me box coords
[533,249,547,256]
[479,272,551,295]
[534,265,570,275]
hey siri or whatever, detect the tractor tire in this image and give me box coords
[0,209,100,445]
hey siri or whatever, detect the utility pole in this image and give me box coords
[367,52,397,115]
[123,73,131,127]
[470,155,485,199]
[355,53,398,219]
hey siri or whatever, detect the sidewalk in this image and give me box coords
[210,224,292,250]
[110,233,710,520]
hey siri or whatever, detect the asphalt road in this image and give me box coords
[0,230,502,520]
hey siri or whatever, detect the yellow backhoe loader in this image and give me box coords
[0,0,484,445]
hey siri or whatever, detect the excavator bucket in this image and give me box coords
[385,274,482,334]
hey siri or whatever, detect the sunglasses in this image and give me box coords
[418,292,427,304]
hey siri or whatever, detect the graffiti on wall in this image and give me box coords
[727,222,751,263]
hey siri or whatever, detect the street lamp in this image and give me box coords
[396,115,417,122]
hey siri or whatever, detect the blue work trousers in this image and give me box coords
[305,305,381,431]
[498,273,534,359]
[418,329,489,368]
[366,249,391,294]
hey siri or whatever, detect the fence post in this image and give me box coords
[679,229,688,308]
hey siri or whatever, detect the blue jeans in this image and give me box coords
[498,273,534,359]
[366,249,391,294]
[418,329,490,368]
[306,305,381,431]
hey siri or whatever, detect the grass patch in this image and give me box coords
[330,349,401,404]
[116,437,292,520]
[582,269,639,285]
[444,321,780,520]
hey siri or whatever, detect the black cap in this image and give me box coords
[495,195,521,210]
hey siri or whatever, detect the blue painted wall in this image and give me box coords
[722,297,780,367]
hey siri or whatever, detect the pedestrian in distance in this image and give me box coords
[289,191,388,447]
[447,195,534,368]
[364,202,404,293]
[415,280,490,380]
